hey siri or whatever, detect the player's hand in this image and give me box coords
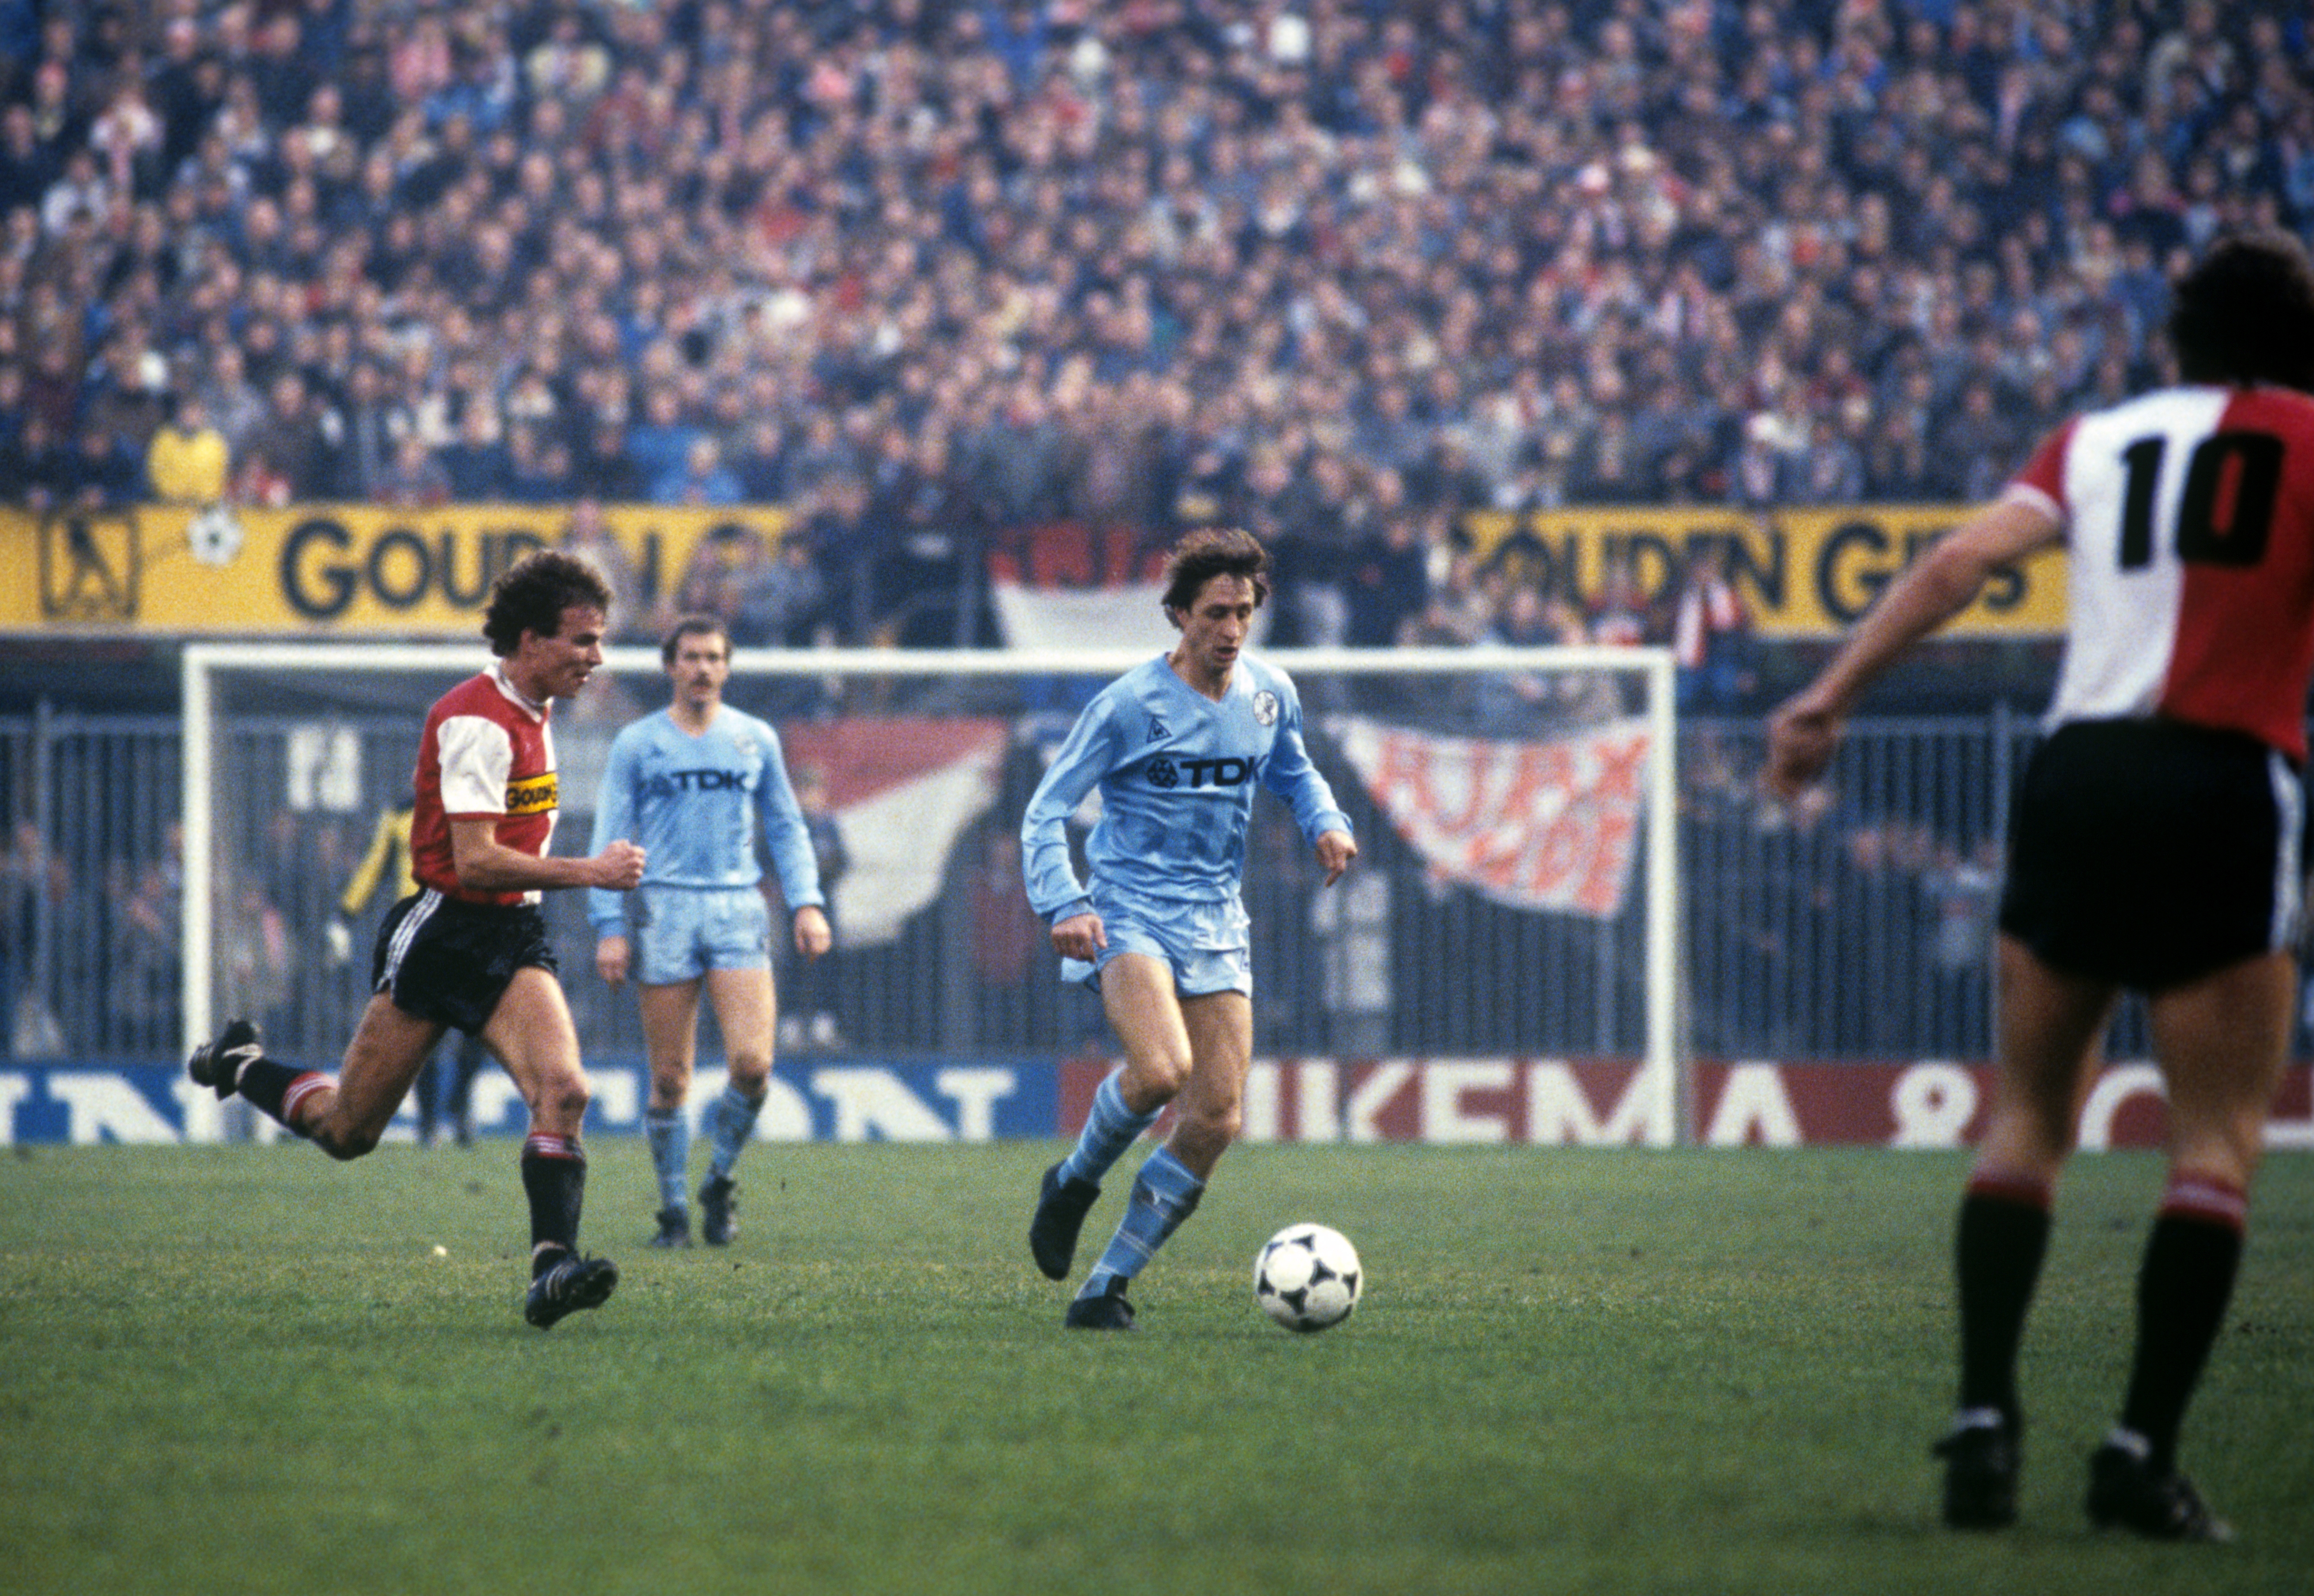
[1050,910,1107,963]
[1763,692,1842,802]
[1315,829,1358,886]
[794,905,832,960]
[595,934,629,986]
[593,839,646,890]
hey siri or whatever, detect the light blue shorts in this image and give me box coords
[631,885,771,986]
[1061,885,1252,998]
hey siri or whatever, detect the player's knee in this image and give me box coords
[314,1119,381,1161]
[531,1072,592,1129]
[725,1049,771,1095]
[1179,1089,1242,1149]
[1125,1052,1194,1106]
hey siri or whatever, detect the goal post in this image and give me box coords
[182,641,1686,1145]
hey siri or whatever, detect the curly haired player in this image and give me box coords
[190,550,646,1328]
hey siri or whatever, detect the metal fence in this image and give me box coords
[0,696,2213,1070]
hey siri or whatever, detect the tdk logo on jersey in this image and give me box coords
[1147,755,1251,789]
[648,768,753,796]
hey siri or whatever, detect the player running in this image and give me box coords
[1022,527,1357,1329]
[1767,232,2314,1541]
[188,550,646,1329]
[589,615,829,1249]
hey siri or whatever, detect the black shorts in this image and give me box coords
[1998,719,2305,991]
[372,889,557,1036]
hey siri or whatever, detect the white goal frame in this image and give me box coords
[182,642,1685,1144]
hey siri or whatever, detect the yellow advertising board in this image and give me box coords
[1461,505,2068,637]
[0,499,2064,638]
[0,503,790,635]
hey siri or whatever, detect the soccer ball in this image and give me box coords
[1253,1223,1362,1333]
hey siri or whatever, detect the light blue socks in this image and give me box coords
[1060,1068,1162,1188]
[1078,1144,1206,1299]
[706,1082,766,1180]
[644,1107,689,1212]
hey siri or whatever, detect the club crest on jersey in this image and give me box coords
[505,772,558,815]
[1252,690,1279,726]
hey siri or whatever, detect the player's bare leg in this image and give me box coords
[1064,959,1228,1329]
[1103,953,1196,1114]
[304,998,448,1158]
[188,997,442,1159]
[638,977,705,1246]
[1169,990,1253,1180]
[2086,950,2292,1542]
[695,964,777,1244]
[1938,936,2116,1529]
[1977,938,2116,1180]
[483,968,616,1327]
[1030,952,1181,1284]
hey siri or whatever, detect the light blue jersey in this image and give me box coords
[1022,652,1351,924]
[587,705,824,936]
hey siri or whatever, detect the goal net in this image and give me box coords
[181,642,1683,1143]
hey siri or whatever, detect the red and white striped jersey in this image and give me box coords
[2006,383,2314,760]
[409,665,560,905]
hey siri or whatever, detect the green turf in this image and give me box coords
[0,1141,2306,1595]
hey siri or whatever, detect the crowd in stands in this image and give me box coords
[1,0,2308,658]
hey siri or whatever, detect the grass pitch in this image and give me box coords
[1,1141,2307,1596]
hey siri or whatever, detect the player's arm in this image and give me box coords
[1766,495,2061,799]
[1022,695,1121,957]
[755,728,832,960]
[587,728,645,982]
[1261,683,1358,885]
[450,817,645,893]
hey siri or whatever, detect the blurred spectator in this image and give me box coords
[1347,509,1433,648]
[218,879,292,1038]
[573,415,650,503]
[331,360,406,501]
[146,390,230,504]
[558,497,646,642]
[1669,541,1757,712]
[234,368,331,505]
[653,434,744,506]
[65,418,142,507]
[669,520,770,636]
[7,412,72,510]
[107,856,180,1044]
[0,819,66,1058]
[373,430,451,507]
[194,347,267,462]
[732,527,831,650]
[434,397,512,500]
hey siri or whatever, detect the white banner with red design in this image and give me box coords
[1327,715,1651,918]
[777,718,1009,946]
